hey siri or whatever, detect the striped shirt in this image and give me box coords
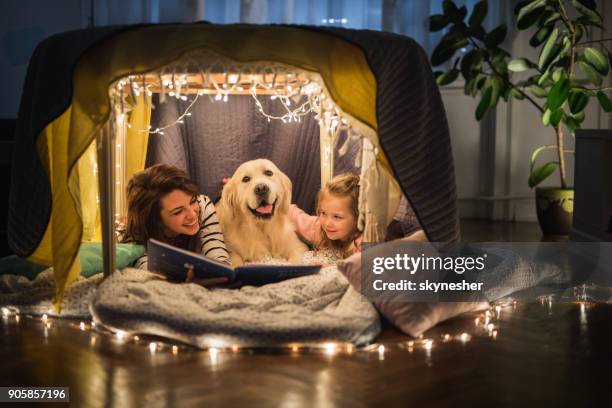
[127,195,230,270]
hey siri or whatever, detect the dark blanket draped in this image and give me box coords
[8,23,458,258]
[146,95,322,213]
[147,94,362,213]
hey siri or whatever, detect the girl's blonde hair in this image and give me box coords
[316,173,361,258]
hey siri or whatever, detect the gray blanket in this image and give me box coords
[0,252,381,347]
[91,266,380,347]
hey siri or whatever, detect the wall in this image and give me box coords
[0,0,87,119]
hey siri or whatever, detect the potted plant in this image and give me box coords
[429,0,612,235]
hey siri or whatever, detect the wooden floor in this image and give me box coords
[1,220,610,407]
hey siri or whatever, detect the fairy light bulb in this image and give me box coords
[209,348,219,364]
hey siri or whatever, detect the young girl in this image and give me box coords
[289,173,362,259]
[120,164,230,273]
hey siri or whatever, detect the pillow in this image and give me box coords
[0,243,145,280]
[79,243,145,278]
[0,255,48,280]
[337,241,488,338]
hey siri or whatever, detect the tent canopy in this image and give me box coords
[8,23,459,307]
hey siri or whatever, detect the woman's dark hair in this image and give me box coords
[122,164,200,249]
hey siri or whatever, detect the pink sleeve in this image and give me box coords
[289,204,322,245]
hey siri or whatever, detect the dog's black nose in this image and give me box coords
[254,183,269,196]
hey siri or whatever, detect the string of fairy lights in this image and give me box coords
[105,61,358,227]
[110,60,353,136]
[2,299,563,359]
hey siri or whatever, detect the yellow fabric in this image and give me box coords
[126,93,152,181]
[28,107,82,310]
[33,24,384,305]
[78,141,101,242]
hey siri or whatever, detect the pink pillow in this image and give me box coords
[338,249,488,338]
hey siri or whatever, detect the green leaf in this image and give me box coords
[443,0,459,17]
[456,6,468,22]
[514,0,532,16]
[578,61,602,86]
[538,27,558,70]
[571,0,603,25]
[584,47,609,75]
[437,69,460,86]
[484,24,508,47]
[464,78,476,96]
[564,116,580,135]
[568,90,589,114]
[443,0,467,23]
[488,77,502,107]
[508,58,535,72]
[530,84,548,98]
[573,110,586,123]
[542,108,552,126]
[460,49,482,80]
[476,86,493,121]
[537,69,553,86]
[475,74,487,91]
[547,77,569,111]
[529,161,558,188]
[539,12,561,28]
[430,14,450,31]
[597,91,612,112]
[468,1,487,28]
[530,25,552,47]
[431,32,468,66]
[516,0,547,30]
[576,0,596,10]
[552,68,563,83]
[510,88,525,100]
[550,108,564,127]
[531,145,556,167]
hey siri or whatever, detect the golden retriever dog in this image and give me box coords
[217,159,308,266]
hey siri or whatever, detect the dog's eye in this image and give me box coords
[264,170,273,177]
[242,176,251,183]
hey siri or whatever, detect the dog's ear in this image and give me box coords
[279,171,293,212]
[219,179,237,219]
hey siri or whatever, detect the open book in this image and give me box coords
[147,238,320,286]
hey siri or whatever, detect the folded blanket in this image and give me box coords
[91,265,380,348]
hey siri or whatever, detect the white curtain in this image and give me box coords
[90,0,510,54]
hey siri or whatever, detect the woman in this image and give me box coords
[120,164,230,282]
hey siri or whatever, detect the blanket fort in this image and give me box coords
[8,23,458,307]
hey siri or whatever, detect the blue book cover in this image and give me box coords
[147,238,320,286]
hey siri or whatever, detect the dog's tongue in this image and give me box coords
[255,203,273,214]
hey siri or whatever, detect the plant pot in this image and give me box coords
[535,187,574,236]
